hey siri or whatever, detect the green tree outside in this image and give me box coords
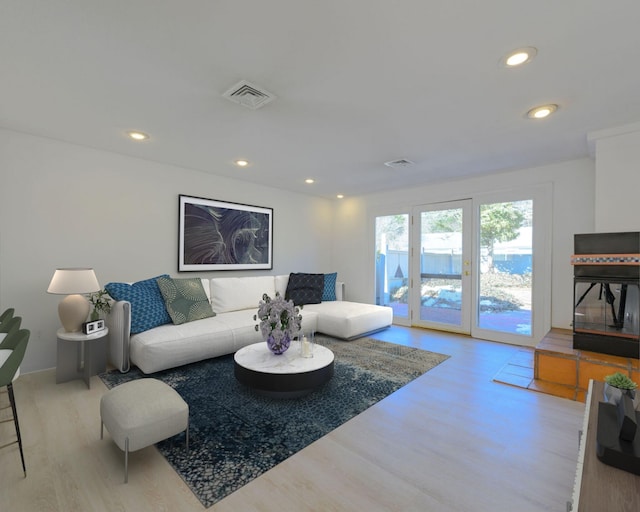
[479,202,525,272]
[423,202,527,272]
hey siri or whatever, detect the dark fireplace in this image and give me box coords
[572,232,640,359]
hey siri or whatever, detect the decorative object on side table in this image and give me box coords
[603,371,637,405]
[82,319,105,335]
[47,268,101,332]
[88,289,112,321]
[254,292,302,355]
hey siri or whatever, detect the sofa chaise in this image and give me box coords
[105,273,393,374]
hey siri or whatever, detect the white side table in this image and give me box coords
[56,327,109,389]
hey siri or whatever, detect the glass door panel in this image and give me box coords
[414,200,471,333]
[477,200,533,335]
[375,213,410,325]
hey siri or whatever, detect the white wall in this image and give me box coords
[590,124,640,233]
[332,158,596,331]
[0,129,334,373]
[0,127,601,372]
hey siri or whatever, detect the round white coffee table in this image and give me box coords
[234,341,334,397]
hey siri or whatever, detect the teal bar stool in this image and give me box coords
[0,316,22,343]
[0,308,14,325]
[0,328,30,476]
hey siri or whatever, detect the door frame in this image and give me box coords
[470,184,552,346]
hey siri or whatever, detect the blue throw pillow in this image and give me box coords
[322,272,337,301]
[105,275,172,334]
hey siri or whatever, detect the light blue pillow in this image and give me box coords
[322,272,337,301]
[105,275,172,334]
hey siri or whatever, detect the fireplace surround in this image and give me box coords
[572,232,640,359]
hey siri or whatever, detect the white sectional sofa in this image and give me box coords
[105,274,393,374]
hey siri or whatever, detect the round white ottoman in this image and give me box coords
[100,378,189,483]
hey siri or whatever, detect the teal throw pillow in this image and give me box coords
[322,272,337,301]
[156,277,215,325]
[105,275,172,334]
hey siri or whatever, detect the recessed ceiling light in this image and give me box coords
[336,194,344,199]
[235,159,249,167]
[305,178,315,184]
[384,158,414,168]
[527,104,558,119]
[127,131,149,141]
[502,47,537,67]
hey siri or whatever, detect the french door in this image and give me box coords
[471,187,550,346]
[375,186,550,345]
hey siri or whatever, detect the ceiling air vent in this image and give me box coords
[222,80,276,110]
[384,158,414,168]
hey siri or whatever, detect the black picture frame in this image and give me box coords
[178,194,273,271]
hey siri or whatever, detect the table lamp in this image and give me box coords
[47,268,101,332]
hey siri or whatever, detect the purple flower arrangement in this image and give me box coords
[254,292,302,354]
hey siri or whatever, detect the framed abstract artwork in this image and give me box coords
[178,195,273,271]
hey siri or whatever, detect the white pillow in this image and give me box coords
[274,275,289,297]
[210,276,276,313]
[200,278,211,303]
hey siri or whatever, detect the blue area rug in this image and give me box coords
[99,335,448,507]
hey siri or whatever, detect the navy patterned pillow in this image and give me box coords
[285,273,324,306]
[105,275,172,334]
[322,272,337,301]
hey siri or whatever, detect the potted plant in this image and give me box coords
[603,371,637,404]
[88,289,112,321]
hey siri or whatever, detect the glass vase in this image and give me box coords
[266,331,290,355]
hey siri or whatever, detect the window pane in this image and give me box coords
[375,214,409,319]
[420,208,463,327]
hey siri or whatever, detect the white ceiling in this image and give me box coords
[2,1,640,199]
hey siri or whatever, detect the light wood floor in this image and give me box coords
[0,326,585,511]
